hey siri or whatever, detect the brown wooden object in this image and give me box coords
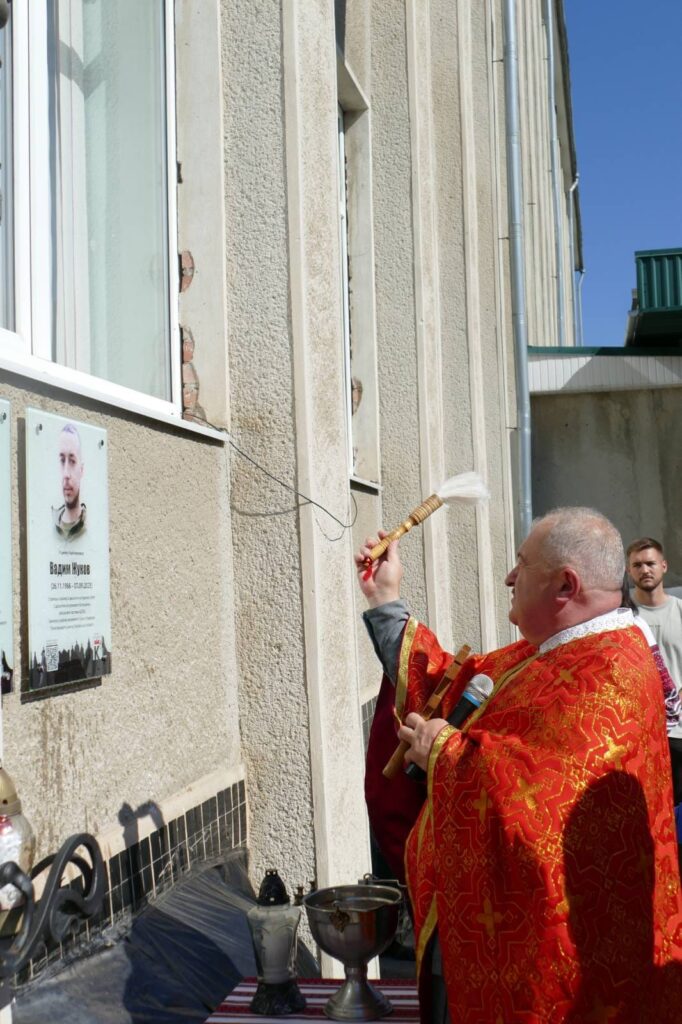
[382,643,471,779]
[367,494,444,564]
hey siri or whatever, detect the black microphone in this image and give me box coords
[404,674,494,782]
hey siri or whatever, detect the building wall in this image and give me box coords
[532,388,682,584]
[0,0,578,982]
[220,0,316,894]
[219,0,567,908]
[0,381,241,856]
[0,0,244,898]
[517,0,577,348]
[222,1,371,950]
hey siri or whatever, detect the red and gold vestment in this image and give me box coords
[375,618,682,1022]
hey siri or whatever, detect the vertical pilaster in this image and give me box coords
[281,0,371,974]
[456,0,499,650]
[486,0,518,634]
[405,0,453,648]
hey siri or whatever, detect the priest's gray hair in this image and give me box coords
[532,507,625,591]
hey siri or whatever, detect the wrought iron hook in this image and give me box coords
[0,832,105,979]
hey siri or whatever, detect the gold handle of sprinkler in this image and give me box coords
[367,494,444,563]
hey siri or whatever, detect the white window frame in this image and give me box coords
[0,1,192,430]
[336,53,381,490]
[337,104,354,480]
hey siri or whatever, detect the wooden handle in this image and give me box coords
[381,644,471,779]
[382,740,412,780]
[368,521,413,562]
[367,495,444,563]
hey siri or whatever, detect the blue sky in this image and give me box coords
[564,0,682,346]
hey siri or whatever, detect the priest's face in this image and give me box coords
[628,547,667,593]
[505,523,559,645]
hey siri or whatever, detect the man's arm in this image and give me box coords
[362,600,410,685]
[355,534,449,767]
[356,532,409,684]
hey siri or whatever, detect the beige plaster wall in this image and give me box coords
[370,1,428,621]
[532,388,682,585]
[221,0,316,894]
[462,0,518,644]
[353,0,550,668]
[0,375,241,857]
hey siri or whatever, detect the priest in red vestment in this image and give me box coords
[357,507,682,1023]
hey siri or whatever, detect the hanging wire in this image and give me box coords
[190,414,358,538]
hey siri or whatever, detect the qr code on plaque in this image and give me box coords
[45,644,59,673]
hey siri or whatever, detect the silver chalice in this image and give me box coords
[304,883,402,1021]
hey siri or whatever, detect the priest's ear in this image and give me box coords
[556,566,581,605]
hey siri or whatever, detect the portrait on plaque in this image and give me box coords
[26,409,112,690]
[0,399,13,693]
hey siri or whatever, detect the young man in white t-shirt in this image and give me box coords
[628,536,682,810]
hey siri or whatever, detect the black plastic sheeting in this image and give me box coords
[14,851,319,1024]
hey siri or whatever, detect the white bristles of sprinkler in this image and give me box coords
[437,471,490,505]
[366,472,489,563]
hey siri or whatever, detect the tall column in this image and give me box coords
[282,0,371,975]
[405,0,454,649]
[456,0,499,650]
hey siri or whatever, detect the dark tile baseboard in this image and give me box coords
[17,779,247,986]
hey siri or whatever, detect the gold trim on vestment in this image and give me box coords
[411,649,541,995]
[415,896,438,981]
[459,654,539,733]
[413,658,538,982]
[409,725,457,979]
[403,806,419,921]
[427,725,457,803]
[396,616,419,718]
[406,790,433,896]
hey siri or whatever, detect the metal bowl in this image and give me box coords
[304,884,402,1020]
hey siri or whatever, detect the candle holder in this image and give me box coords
[247,870,306,1016]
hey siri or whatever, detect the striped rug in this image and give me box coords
[205,978,420,1024]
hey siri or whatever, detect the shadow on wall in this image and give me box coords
[118,801,169,911]
[335,0,346,51]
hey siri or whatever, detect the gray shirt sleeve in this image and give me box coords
[362,600,411,685]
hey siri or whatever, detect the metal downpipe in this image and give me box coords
[568,174,582,345]
[544,0,567,347]
[503,0,532,539]
[577,268,586,347]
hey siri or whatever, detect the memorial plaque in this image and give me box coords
[26,409,112,690]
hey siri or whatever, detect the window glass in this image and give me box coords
[48,0,171,399]
[336,97,380,486]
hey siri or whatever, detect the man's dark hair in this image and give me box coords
[626,537,664,559]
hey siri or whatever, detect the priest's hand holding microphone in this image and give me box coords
[401,672,494,778]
